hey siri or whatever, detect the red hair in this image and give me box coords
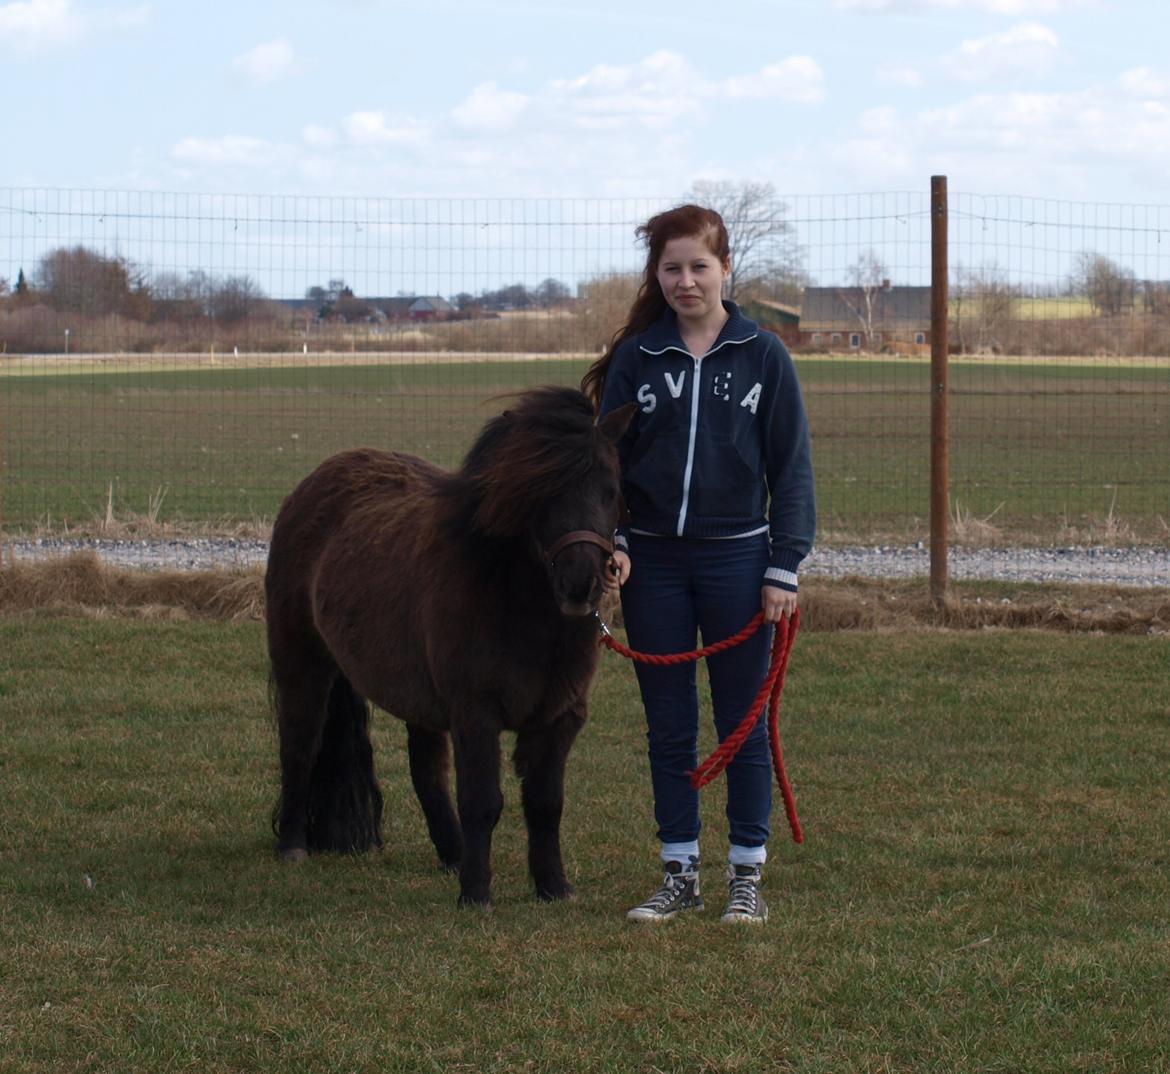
[581,204,729,410]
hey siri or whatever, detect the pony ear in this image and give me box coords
[598,402,636,444]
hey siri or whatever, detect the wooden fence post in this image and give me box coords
[930,176,950,605]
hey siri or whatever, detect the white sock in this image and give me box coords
[728,844,767,867]
[660,841,700,869]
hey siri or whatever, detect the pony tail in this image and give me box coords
[305,675,383,852]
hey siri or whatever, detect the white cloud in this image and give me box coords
[232,38,297,85]
[301,124,337,150]
[817,81,1170,200]
[168,50,826,197]
[0,0,80,48]
[0,0,148,50]
[108,3,148,28]
[833,0,1075,11]
[1119,67,1170,98]
[922,91,1067,150]
[720,56,825,104]
[548,50,703,131]
[950,22,1060,82]
[451,82,529,133]
[858,106,900,134]
[878,65,925,89]
[489,50,826,136]
[342,111,428,147]
[172,134,279,167]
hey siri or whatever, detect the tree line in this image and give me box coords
[2,180,1163,350]
[0,247,271,324]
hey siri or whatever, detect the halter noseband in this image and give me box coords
[544,530,614,565]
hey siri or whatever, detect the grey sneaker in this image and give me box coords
[626,858,703,922]
[721,863,767,924]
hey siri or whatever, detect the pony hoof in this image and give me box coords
[457,895,493,912]
[279,846,309,864]
[536,881,575,902]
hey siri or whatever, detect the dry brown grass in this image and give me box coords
[0,553,264,621]
[800,575,1170,634]
[948,498,1006,546]
[2,555,1166,633]
[13,511,273,542]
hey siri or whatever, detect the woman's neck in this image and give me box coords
[678,304,729,359]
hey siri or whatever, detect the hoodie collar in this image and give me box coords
[638,300,759,357]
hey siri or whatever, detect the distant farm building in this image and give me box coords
[372,296,455,322]
[798,285,931,351]
[741,298,802,348]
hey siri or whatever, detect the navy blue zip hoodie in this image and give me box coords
[598,301,815,592]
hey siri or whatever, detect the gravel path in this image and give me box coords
[5,537,1168,588]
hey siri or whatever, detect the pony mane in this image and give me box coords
[444,386,607,539]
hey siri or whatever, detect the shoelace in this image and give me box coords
[643,873,693,909]
[725,877,760,914]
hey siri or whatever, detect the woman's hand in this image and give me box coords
[604,550,631,592]
[761,585,797,623]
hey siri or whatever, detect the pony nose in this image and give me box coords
[551,553,604,614]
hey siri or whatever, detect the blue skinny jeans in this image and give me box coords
[620,532,774,851]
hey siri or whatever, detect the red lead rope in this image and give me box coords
[599,608,804,844]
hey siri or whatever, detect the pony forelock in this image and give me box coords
[456,387,608,538]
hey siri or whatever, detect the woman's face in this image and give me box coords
[655,233,730,326]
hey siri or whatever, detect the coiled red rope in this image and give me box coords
[599,608,803,844]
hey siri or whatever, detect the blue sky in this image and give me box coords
[2,0,1167,205]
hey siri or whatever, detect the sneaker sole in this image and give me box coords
[626,899,704,923]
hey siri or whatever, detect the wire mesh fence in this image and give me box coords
[1,185,1167,583]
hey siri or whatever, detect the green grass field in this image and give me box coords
[1,615,1168,1072]
[2,353,1168,542]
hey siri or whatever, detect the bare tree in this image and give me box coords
[36,246,147,316]
[839,249,889,348]
[686,180,805,302]
[1075,252,1136,316]
[533,277,572,308]
[954,262,1016,353]
[1141,279,1170,317]
[576,271,639,351]
[208,275,266,324]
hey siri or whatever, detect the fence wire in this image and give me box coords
[1,186,1167,585]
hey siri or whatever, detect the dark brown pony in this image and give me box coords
[265,386,635,907]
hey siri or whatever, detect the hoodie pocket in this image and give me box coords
[624,426,685,514]
[692,434,762,517]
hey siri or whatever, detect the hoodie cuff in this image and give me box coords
[763,567,798,593]
[765,546,806,592]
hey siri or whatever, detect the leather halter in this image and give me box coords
[544,530,614,564]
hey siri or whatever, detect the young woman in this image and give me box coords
[582,204,815,924]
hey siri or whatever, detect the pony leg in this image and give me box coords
[513,707,585,901]
[406,725,462,872]
[450,719,504,908]
[271,660,333,861]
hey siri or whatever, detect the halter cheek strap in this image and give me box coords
[545,530,614,564]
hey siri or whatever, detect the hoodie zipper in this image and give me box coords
[637,327,758,538]
[676,356,702,535]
